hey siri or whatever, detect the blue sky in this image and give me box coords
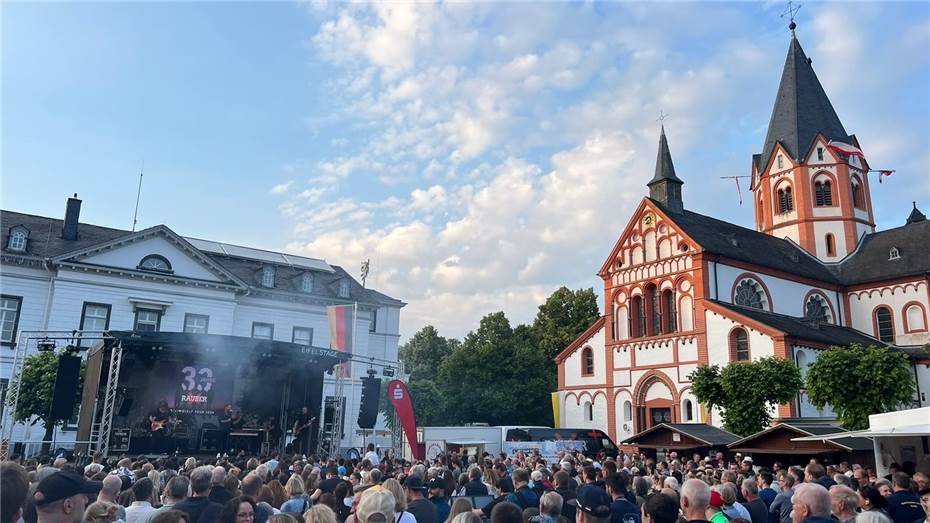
[3,2,929,340]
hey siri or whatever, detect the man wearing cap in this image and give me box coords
[404,476,438,523]
[570,486,612,523]
[34,472,102,523]
[357,487,396,523]
[427,479,451,523]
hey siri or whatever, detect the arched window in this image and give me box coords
[301,273,314,293]
[796,350,809,378]
[645,284,660,336]
[874,307,894,343]
[338,279,351,298]
[889,247,901,260]
[814,180,833,206]
[581,347,594,376]
[905,304,927,332]
[661,289,677,334]
[734,279,768,310]
[139,255,172,272]
[7,229,27,252]
[851,180,864,209]
[804,295,832,324]
[730,328,750,361]
[825,234,836,257]
[261,265,275,287]
[777,186,794,213]
[623,401,632,422]
[682,399,694,421]
[584,401,593,422]
[630,295,645,338]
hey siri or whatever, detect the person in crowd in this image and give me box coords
[914,474,929,494]
[357,488,395,523]
[405,476,438,523]
[854,513,892,523]
[147,477,190,523]
[740,480,766,523]
[381,479,415,523]
[463,468,488,496]
[804,466,834,491]
[605,474,639,523]
[363,446,381,468]
[917,488,930,523]
[720,484,750,521]
[756,473,776,509]
[678,479,710,523]
[571,486,612,523]
[875,481,893,499]
[706,489,728,523]
[447,498,473,523]
[769,472,796,523]
[450,514,481,523]
[859,485,890,515]
[790,484,833,523]
[173,466,224,523]
[632,479,650,510]
[2,461,30,523]
[427,479,450,523]
[240,474,272,523]
[536,492,564,523]
[219,496,257,523]
[555,472,578,523]
[885,473,923,523]
[82,502,119,523]
[491,503,523,523]
[507,470,539,511]
[829,486,859,523]
[211,469,234,506]
[640,494,677,523]
[150,511,190,523]
[305,505,336,523]
[98,476,128,522]
[34,472,103,523]
[280,477,310,515]
[125,479,157,523]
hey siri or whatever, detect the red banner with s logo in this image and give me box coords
[388,380,421,460]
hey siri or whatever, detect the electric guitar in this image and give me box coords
[150,417,179,433]
[293,417,316,437]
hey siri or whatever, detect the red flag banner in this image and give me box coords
[826,140,865,158]
[876,169,895,184]
[328,305,355,378]
[388,380,421,460]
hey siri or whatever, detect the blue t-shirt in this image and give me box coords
[432,497,451,523]
[610,498,641,523]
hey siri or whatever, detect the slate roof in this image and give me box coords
[1,208,403,306]
[650,199,841,283]
[710,300,885,347]
[728,423,873,452]
[834,219,930,285]
[624,423,740,446]
[757,36,849,172]
[906,202,927,224]
[649,125,682,185]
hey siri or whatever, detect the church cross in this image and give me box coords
[781,1,802,35]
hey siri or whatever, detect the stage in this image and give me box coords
[76,331,349,457]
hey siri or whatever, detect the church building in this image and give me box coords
[554,28,930,442]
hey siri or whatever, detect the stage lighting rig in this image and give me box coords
[382,367,395,377]
[36,337,56,352]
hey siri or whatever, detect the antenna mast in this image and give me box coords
[132,160,144,232]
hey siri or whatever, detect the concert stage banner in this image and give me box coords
[328,304,355,378]
[388,380,421,460]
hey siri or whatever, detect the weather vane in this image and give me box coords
[657,110,669,125]
[360,259,370,288]
[781,1,802,35]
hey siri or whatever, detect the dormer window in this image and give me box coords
[338,279,350,298]
[6,226,28,252]
[261,265,276,288]
[301,273,314,293]
[889,247,901,260]
[138,255,172,273]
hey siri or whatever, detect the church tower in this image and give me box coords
[649,125,684,214]
[751,26,875,261]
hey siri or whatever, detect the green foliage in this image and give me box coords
[805,344,915,430]
[15,352,86,446]
[689,356,801,436]
[532,287,600,360]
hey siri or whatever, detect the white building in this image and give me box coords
[0,195,404,451]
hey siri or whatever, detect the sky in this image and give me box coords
[3,1,929,342]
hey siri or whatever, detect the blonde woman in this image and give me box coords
[281,476,311,514]
[305,505,337,523]
[382,479,416,523]
[482,469,498,497]
[447,499,473,523]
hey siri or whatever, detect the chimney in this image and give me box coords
[62,194,81,240]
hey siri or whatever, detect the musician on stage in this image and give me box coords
[218,404,243,454]
[292,406,314,456]
[148,401,176,454]
[262,415,283,452]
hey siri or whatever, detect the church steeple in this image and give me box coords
[758,33,848,172]
[648,125,684,214]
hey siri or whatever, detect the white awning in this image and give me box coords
[792,424,930,441]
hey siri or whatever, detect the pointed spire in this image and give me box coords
[906,201,927,224]
[757,33,848,172]
[648,124,684,213]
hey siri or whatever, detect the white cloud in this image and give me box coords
[269,181,294,195]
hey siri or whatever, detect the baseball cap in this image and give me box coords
[426,478,445,490]
[35,472,102,506]
[709,490,724,508]
[742,457,753,464]
[357,486,395,523]
[403,476,426,492]
[568,485,611,518]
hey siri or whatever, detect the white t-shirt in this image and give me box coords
[365,451,381,466]
[396,511,417,523]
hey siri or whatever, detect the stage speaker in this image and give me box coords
[49,355,82,420]
[357,377,381,429]
[117,390,133,417]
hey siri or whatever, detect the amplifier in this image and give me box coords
[200,428,221,452]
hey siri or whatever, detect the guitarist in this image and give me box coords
[148,401,176,453]
[292,406,315,455]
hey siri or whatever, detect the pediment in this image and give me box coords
[598,199,699,276]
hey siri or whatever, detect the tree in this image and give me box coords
[14,352,85,452]
[385,326,459,426]
[532,287,600,360]
[690,357,802,436]
[805,344,916,430]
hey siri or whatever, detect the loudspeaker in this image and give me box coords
[49,355,81,420]
[357,377,381,429]
[117,391,133,417]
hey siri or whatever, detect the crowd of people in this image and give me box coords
[2,445,928,523]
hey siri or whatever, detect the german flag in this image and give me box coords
[327,304,355,377]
